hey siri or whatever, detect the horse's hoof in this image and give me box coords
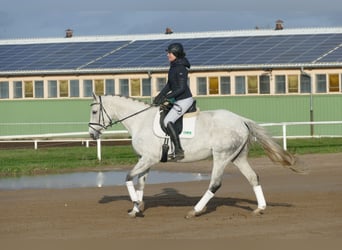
[185,207,206,219]
[185,210,196,219]
[127,209,145,218]
[128,209,137,218]
[252,207,265,216]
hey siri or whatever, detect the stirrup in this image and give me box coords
[168,150,184,161]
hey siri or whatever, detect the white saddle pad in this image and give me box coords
[153,110,198,138]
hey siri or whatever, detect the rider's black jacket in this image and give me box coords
[158,57,192,101]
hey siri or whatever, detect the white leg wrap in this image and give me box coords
[132,203,140,213]
[253,185,266,209]
[136,190,143,202]
[194,190,214,212]
[126,181,138,202]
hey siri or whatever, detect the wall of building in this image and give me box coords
[1,95,341,137]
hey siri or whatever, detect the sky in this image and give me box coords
[1,0,341,39]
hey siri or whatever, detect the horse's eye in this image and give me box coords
[92,110,97,115]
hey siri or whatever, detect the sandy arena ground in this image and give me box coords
[0,153,341,241]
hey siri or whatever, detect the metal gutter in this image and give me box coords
[1,62,342,77]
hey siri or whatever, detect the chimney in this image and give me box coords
[275,20,284,30]
[65,29,73,38]
[165,27,173,34]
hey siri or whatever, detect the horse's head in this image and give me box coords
[88,94,112,140]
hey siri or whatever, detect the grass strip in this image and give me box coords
[0,138,341,176]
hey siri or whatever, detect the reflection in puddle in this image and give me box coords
[0,171,210,190]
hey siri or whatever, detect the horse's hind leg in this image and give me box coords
[233,152,266,215]
[186,151,230,219]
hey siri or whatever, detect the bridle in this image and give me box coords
[88,96,154,135]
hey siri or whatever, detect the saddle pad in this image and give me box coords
[153,111,197,138]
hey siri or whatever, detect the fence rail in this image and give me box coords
[260,121,342,150]
[0,121,341,160]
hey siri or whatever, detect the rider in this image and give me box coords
[153,43,194,160]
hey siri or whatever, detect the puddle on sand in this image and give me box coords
[0,171,210,190]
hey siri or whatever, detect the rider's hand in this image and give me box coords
[153,93,165,106]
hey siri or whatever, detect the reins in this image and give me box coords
[110,105,154,126]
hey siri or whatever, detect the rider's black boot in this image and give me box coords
[166,122,184,160]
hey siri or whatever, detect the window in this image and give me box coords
[24,81,33,98]
[35,80,44,98]
[316,74,326,93]
[288,75,298,93]
[0,81,9,99]
[105,79,115,95]
[235,76,246,94]
[156,78,166,92]
[259,75,270,94]
[48,80,57,98]
[13,81,23,98]
[300,74,311,93]
[247,76,258,94]
[130,78,141,96]
[94,79,104,96]
[220,76,231,95]
[83,80,93,97]
[70,80,79,97]
[59,80,69,97]
[275,75,286,94]
[142,78,151,96]
[196,77,207,95]
[119,79,129,96]
[209,77,219,95]
[329,74,339,92]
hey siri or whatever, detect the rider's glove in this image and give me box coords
[167,97,176,104]
[153,93,166,106]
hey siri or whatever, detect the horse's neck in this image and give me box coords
[105,96,149,134]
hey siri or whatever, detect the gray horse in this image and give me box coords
[89,95,302,218]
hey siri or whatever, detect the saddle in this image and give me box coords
[155,100,198,162]
[159,100,197,134]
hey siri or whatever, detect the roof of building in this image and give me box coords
[1,27,342,76]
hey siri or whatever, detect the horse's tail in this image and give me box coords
[243,119,305,173]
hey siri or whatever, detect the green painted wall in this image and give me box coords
[196,95,342,136]
[0,98,125,135]
[1,99,91,122]
[0,99,91,135]
[1,95,341,136]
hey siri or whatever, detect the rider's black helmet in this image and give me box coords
[166,43,186,58]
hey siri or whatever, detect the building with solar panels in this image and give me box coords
[0,26,341,137]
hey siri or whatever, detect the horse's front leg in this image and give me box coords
[136,169,150,212]
[125,158,155,218]
[125,171,149,218]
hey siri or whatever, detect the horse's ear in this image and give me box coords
[92,92,97,100]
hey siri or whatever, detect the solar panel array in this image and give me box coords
[1,32,342,74]
[0,41,130,71]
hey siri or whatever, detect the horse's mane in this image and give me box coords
[106,94,151,107]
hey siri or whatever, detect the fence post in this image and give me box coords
[34,140,38,150]
[282,124,287,150]
[97,139,102,161]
